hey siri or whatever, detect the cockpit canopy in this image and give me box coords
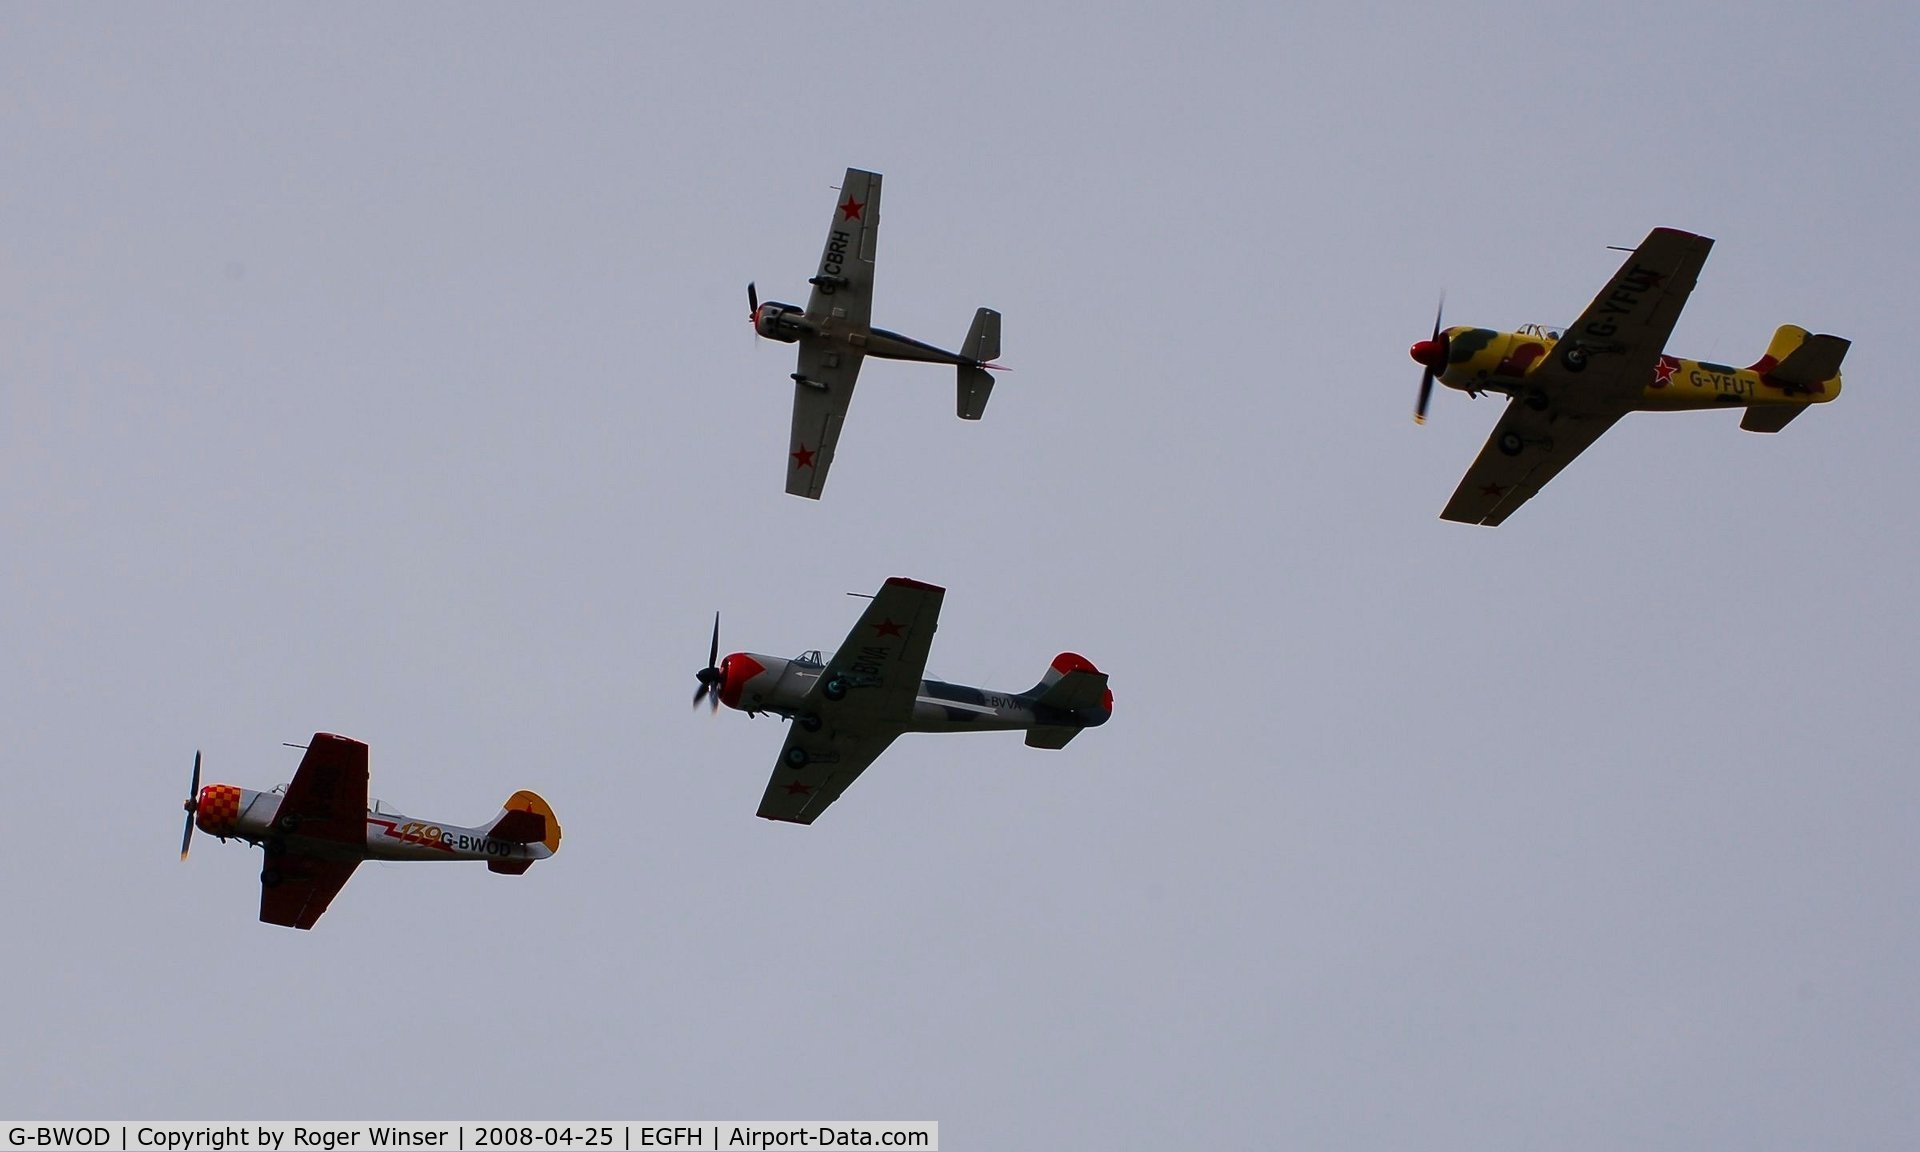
[792,649,825,668]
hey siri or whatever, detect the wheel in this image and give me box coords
[799,714,822,732]
[784,746,809,769]
[822,677,848,701]
[1523,389,1549,412]
[1497,431,1525,456]
[1560,344,1588,373]
[276,814,299,833]
[260,869,282,887]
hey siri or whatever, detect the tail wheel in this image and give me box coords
[1498,431,1525,456]
[1523,389,1549,412]
[799,714,822,732]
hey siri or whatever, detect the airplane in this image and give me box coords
[1411,226,1849,526]
[692,577,1112,824]
[749,167,1004,499]
[179,732,561,929]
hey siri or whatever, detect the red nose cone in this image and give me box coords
[1410,339,1444,369]
[719,653,765,710]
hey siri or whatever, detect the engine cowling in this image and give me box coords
[754,303,810,343]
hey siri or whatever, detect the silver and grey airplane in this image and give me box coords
[750,168,1003,499]
[693,578,1112,824]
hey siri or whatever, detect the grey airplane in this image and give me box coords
[749,168,1003,499]
[692,578,1112,824]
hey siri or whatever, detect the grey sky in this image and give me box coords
[3,4,1916,1147]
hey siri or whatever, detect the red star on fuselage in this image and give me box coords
[838,196,864,221]
[1652,355,1679,387]
[871,618,904,638]
[791,444,816,469]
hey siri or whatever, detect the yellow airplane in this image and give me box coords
[1411,227,1848,525]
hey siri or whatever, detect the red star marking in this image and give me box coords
[871,618,904,638]
[838,196,864,221]
[1652,355,1679,387]
[791,444,816,469]
[784,781,813,796]
[1480,483,1508,497]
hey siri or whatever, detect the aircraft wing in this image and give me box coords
[786,340,866,499]
[804,168,880,329]
[817,577,944,727]
[275,733,370,845]
[757,726,900,825]
[753,577,944,823]
[258,850,360,930]
[1441,401,1623,526]
[1547,227,1714,412]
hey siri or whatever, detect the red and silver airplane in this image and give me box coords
[694,578,1112,824]
[180,733,561,930]
[750,167,1004,499]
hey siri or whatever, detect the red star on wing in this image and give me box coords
[871,618,904,638]
[791,444,816,469]
[1480,483,1508,497]
[1652,355,1679,387]
[838,196,864,221]
[784,781,813,796]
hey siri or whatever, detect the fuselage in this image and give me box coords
[1419,324,1841,412]
[715,650,1102,734]
[192,784,550,867]
[754,302,981,367]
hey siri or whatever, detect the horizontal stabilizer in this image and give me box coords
[958,308,1001,420]
[488,809,547,844]
[958,366,994,420]
[1034,668,1109,713]
[962,307,1001,363]
[1025,725,1080,750]
[488,789,562,853]
[1741,405,1805,433]
[1766,333,1849,393]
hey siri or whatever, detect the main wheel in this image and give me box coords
[1560,345,1589,372]
[276,814,300,833]
[1498,431,1525,456]
[822,677,848,701]
[784,746,809,769]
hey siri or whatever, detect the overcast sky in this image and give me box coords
[3,4,1916,1147]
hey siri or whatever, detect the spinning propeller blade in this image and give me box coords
[747,282,759,327]
[179,750,201,861]
[693,612,724,712]
[1412,297,1448,425]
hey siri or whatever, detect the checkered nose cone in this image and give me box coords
[195,784,242,835]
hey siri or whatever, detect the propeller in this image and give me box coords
[179,750,202,861]
[1410,296,1449,425]
[693,612,724,712]
[747,282,760,329]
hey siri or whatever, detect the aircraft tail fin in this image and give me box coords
[486,789,561,875]
[957,308,1001,420]
[1024,653,1112,749]
[1747,324,1849,398]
